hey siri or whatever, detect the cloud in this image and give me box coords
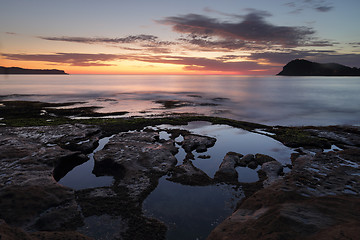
[285,0,333,13]
[158,11,315,47]
[1,53,122,66]
[39,34,174,54]
[1,52,273,73]
[247,50,360,67]
[315,5,333,12]
[39,34,161,44]
[178,35,249,51]
[124,55,272,73]
[349,42,360,48]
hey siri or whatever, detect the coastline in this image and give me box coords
[1,101,360,239]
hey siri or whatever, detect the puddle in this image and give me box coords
[159,131,171,140]
[236,166,260,183]
[156,121,294,178]
[58,136,114,190]
[143,176,242,240]
[323,144,342,153]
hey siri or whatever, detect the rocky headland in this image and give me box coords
[0,101,360,239]
[277,59,360,76]
[0,66,67,74]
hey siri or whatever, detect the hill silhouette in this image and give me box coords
[277,59,360,76]
[0,66,67,74]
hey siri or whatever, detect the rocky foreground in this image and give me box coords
[0,119,360,240]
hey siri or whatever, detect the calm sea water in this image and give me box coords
[1,74,360,126]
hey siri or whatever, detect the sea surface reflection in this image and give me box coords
[1,75,360,126]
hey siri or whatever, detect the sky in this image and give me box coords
[1,0,360,75]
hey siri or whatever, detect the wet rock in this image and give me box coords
[214,152,243,183]
[247,161,258,169]
[0,219,93,240]
[271,127,331,149]
[261,161,283,187]
[93,131,177,200]
[255,153,276,165]
[181,134,216,153]
[309,126,360,147]
[168,159,213,186]
[208,149,360,240]
[0,125,93,231]
[0,123,103,237]
[238,154,254,167]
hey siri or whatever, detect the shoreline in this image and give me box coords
[1,101,360,239]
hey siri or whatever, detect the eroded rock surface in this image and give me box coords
[0,219,93,240]
[181,134,216,153]
[0,124,101,231]
[214,152,243,183]
[168,159,213,185]
[93,131,177,200]
[208,149,360,240]
[2,121,360,240]
[214,152,278,184]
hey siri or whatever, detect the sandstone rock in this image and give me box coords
[0,126,93,231]
[181,134,216,153]
[168,159,212,186]
[255,153,276,165]
[0,219,94,240]
[309,127,360,147]
[247,161,258,169]
[261,161,283,187]
[208,149,360,240]
[214,152,243,183]
[93,131,177,200]
[238,154,254,167]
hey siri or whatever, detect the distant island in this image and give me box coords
[277,59,360,76]
[0,66,67,74]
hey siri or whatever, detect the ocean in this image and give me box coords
[1,74,360,126]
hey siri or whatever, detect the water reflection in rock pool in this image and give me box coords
[155,121,294,177]
[58,136,114,190]
[143,177,242,240]
[143,121,294,239]
[57,121,294,239]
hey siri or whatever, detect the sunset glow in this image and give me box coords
[1,0,360,74]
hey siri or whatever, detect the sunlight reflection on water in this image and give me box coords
[1,75,360,126]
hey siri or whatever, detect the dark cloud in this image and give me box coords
[178,35,249,51]
[39,34,174,54]
[39,34,170,45]
[285,0,333,13]
[349,42,360,48]
[158,11,315,47]
[1,53,122,66]
[315,6,333,12]
[303,40,336,47]
[248,50,360,67]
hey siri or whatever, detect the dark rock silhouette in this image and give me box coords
[0,66,67,74]
[277,59,360,76]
